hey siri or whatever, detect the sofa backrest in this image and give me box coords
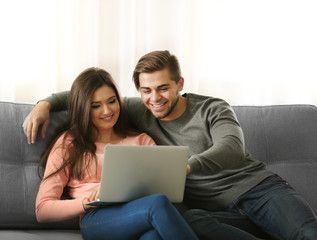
[233,105,317,214]
[0,101,77,229]
[1,101,316,229]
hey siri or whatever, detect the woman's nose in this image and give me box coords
[102,105,111,114]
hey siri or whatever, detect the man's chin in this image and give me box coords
[151,112,164,119]
[153,110,174,120]
[149,110,166,119]
[147,105,173,120]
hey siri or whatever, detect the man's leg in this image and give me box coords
[183,209,263,240]
[233,176,317,239]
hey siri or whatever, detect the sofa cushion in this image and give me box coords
[233,105,317,214]
[0,230,82,240]
[0,101,77,229]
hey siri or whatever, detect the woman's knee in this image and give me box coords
[147,194,170,207]
[139,229,162,240]
[143,194,178,217]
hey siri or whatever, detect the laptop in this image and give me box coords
[88,145,189,206]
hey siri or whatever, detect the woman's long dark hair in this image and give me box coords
[39,67,130,180]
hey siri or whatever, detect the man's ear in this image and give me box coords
[178,78,184,91]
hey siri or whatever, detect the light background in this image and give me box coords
[0,0,316,106]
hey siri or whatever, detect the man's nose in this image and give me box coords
[151,91,161,102]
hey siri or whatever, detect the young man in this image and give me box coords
[24,51,317,239]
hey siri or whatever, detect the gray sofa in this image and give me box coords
[1,101,317,239]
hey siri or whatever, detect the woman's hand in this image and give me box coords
[82,186,100,211]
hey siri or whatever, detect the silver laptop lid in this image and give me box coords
[99,145,189,203]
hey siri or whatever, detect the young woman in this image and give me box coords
[35,67,198,240]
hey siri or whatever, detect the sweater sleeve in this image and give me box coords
[41,91,69,111]
[138,133,156,146]
[188,99,246,174]
[35,135,86,223]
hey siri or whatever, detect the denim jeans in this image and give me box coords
[80,194,198,240]
[183,175,317,240]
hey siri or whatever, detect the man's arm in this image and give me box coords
[43,91,69,111]
[23,91,69,144]
[187,99,247,174]
[188,120,246,174]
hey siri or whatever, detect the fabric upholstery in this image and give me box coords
[1,101,316,238]
[0,101,81,238]
[233,105,317,214]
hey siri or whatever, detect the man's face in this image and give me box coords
[139,68,184,121]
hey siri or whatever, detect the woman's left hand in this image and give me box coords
[88,186,100,202]
[82,186,100,211]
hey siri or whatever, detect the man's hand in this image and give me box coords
[22,101,51,144]
[187,164,191,175]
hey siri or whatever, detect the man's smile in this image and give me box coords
[150,102,168,110]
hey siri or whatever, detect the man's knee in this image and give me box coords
[292,224,317,240]
[183,209,219,227]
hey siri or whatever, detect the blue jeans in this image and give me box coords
[80,194,198,240]
[183,176,317,240]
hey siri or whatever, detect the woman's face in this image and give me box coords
[90,85,120,133]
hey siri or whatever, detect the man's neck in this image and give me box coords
[160,95,187,121]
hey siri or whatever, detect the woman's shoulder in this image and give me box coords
[52,131,74,149]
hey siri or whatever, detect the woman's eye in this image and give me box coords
[109,99,117,104]
[91,105,100,109]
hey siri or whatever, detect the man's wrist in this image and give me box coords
[36,100,51,110]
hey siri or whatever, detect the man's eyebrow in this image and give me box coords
[140,86,150,89]
[140,84,170,89]
[158,84,170,88]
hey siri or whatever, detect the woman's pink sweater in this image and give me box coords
[36,132,155,223]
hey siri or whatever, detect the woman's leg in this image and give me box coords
[81,194,198,240]
[139,229,162,240]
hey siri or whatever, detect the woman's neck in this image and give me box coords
[94,129,123,144]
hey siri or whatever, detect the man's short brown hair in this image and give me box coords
[133,50,182,90]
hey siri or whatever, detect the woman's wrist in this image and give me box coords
[82,197,90,211]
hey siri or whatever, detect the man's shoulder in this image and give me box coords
[124,96,143,106]
[184,93,230,107]
[123,97,151,124]
[124,97,146,112]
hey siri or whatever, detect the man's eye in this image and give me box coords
[160,88,168,91]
